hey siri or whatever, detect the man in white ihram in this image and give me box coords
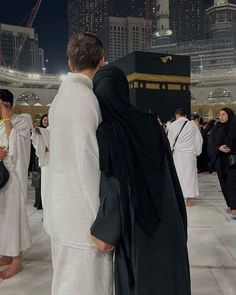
[168,108,203,208]
[0,89,32,279]
[43,33,114,295]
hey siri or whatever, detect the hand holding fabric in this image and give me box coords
[219,145,231,153]
[91,235,115,252]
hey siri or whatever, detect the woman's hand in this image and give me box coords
[219,145,231,153]
[0,146,7,160]
[91,235,115,252]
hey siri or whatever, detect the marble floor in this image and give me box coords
[1,173,236,294]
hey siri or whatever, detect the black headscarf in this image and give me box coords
[93,65,165,235]
[221,108,236,150]
[204,119,216,135]
[221,108,236,128]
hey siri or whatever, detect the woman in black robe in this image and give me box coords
[91,65,191,295]
[208,108,236,218]
[198,119,216,173]
[32,114,48,210]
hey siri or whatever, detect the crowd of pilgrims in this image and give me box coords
[28,109,236,214]
[165,109,236,214]
[0,75,236,292]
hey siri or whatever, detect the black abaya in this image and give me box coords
[91,65,191,295]
[208,109,236,210]
[91,123,190,295]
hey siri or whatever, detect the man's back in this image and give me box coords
[44,72,102,248]
[168,117,202,155]
[45,33,114,295]
[167,114,203,202]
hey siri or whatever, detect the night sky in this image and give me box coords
[0,0,68,74]
[0,0,234,74]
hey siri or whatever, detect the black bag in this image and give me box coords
[228,153,236,168]
[0,160,10,189]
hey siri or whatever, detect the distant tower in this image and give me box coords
[154,0,172,37]
[214,0,228,5]
[169,0,205,43]
[68,0,108,36]
[144,0,152,44]
[68,0,79,37]
[108,0,144,17]
[205,0,236,39]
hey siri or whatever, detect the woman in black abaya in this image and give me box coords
[91,65,191,295]
[32,114,48,210]
[208,108,236,219]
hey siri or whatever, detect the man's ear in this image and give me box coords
[68,59,74,72]
[99,56,106,67]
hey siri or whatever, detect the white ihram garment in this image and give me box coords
[0,114,32,256]
[168,117,203,199]
[51,238,113,295]
[44,72,113,295]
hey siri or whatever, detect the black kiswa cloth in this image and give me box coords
[94,65,165,236]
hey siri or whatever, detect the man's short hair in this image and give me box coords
[191,113,200,120]
[175,108,186,117]
[67,33,104,71]
[0,89,14,107]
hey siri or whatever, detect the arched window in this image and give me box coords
[207,88,232,104]
[17,92,41,105]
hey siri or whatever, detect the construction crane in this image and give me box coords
[0,0,42,69]
[11,0,43,69]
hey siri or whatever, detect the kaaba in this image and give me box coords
[112,51,191,122]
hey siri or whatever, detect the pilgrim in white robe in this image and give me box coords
[44,72,113,295]
[168,117,203,199]
[0,114,32,257]
[31,127,50,207]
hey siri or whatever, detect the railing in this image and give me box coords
[0,66,62,84]
[1,65,236,87]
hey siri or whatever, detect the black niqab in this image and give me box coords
[93,65,165,235]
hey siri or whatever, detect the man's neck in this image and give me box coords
[74,69,97,80]
[176,116,186,120]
